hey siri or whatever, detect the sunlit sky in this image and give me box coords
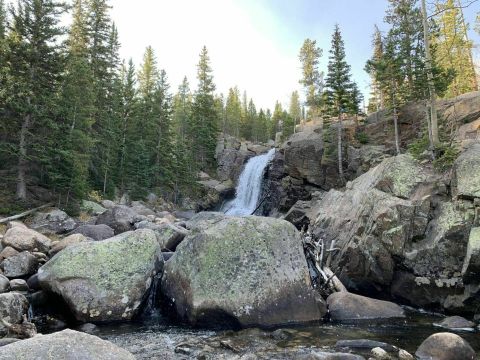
[109,0,479,110]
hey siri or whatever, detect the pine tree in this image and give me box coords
[288,90,302,135]
[6,0,66,200]
[433,0,477,97]
[299,39,323,126]
[365,25,385,112]
[190,46,218,170]
[173,76,191,141]
[271,101,283,141]
[55,0,95,201]
[0,0,6,39]
[347,82,364,122]
[225,87,241,137]
[245,98,257,141]
[324,24,353,183]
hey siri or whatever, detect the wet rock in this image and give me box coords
[96,205,139,234]
[76,322,98,334]
[0,292,29,336]
[0,274,10,293]
[300,352,365,360]
[435,316,475,331]
[71,224,115,241]
[335,340,397,352]
[81,200,107,215]
[415,332,475,360]
[1,251,39,278]
[30,209,77,235]
[49,233,89,256]
[2,227,51,253]
[26,273,40,291]
[327,292,405,321]
[162,216,325,328]
[398,349,414,360]
[452,142,480,200]
[9,279,29,292]
[38,229,162,322]
[0,329,135,359]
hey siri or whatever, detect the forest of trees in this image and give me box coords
[0,0,479,208]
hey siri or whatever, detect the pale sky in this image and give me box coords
[108,0,480,110]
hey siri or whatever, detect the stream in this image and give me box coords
[94,310,480,359]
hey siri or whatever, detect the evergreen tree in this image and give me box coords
[299,39,323,125]
[190,46,218,170]
[288,90,301,135]
[0,0,6,39]
[6,0,66,200]
[365,25,385,112]
[245,98,257,141]
[347,82,364,121]
[55,0,95,201]
[271,101,283,141]
[225,87,241,137]
[256,109,269,143]
[173,76,191,141]
[324,24,353,183]
[433,0,477,97]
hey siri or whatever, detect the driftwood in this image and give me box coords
[302,230,347,297]
[0,203,53,224]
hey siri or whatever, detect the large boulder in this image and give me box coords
[95,205,139,234]
[30,209,77,235]
[452,143,480,200]
[0,329,135,359]
[71,224,115,241]
[0,275,10,293]
[81,200,107,215]
[2,227,51,253]
[462,227,480,282]
[130,201,156,217]
[37,229,162,322]
[415,332,475,360]
[327,292,405,321]
[0,293,29,336]
[161,216,325,328]
[1,251,39,278]
[436,316,475,330]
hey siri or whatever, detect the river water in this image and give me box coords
[94,309,480,359]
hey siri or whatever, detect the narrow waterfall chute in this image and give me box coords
[222,148,275,216]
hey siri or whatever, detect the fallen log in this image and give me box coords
[0,203,53,224]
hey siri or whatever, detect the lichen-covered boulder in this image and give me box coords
[81,200,107,215]
[0,293,29,336]
[161,216,325,328]
[327,292,405,321]
[0,329,135,360]
[37,229,162,322]
[415,332,475,360]
[2,227,51,253]
[452,143,480,200]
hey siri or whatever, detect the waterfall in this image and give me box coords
[223,148,275,216]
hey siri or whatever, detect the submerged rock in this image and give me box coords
[435,316,475,331]
[161,215,325,328]
[38,229,162,322]
[415,332,475,360]
[0,329,135,359]
[327,292,405,321]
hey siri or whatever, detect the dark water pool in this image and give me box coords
[93,309,480,359]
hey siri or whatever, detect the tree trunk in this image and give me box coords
[421,0,440,147]
[337,109,344,184]
[16,112,31,200]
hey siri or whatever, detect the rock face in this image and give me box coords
[327,292,405,321]
[30,209,77,234]
[95,205,139,234]
[297,149,480,313]
[0,293,29,336]
[161,214,325,328]
[38,229,162,322]
[415,332,475,360]
[71,224,115,241]
[2,227,51,253]
[0,329,135,360]
[452,143,480,200]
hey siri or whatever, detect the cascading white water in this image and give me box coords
[223,148,276,216]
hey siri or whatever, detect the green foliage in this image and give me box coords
[433,143,460,171]
[407,134,430,159]
[355,132,369,144]
[299,38,323,119]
